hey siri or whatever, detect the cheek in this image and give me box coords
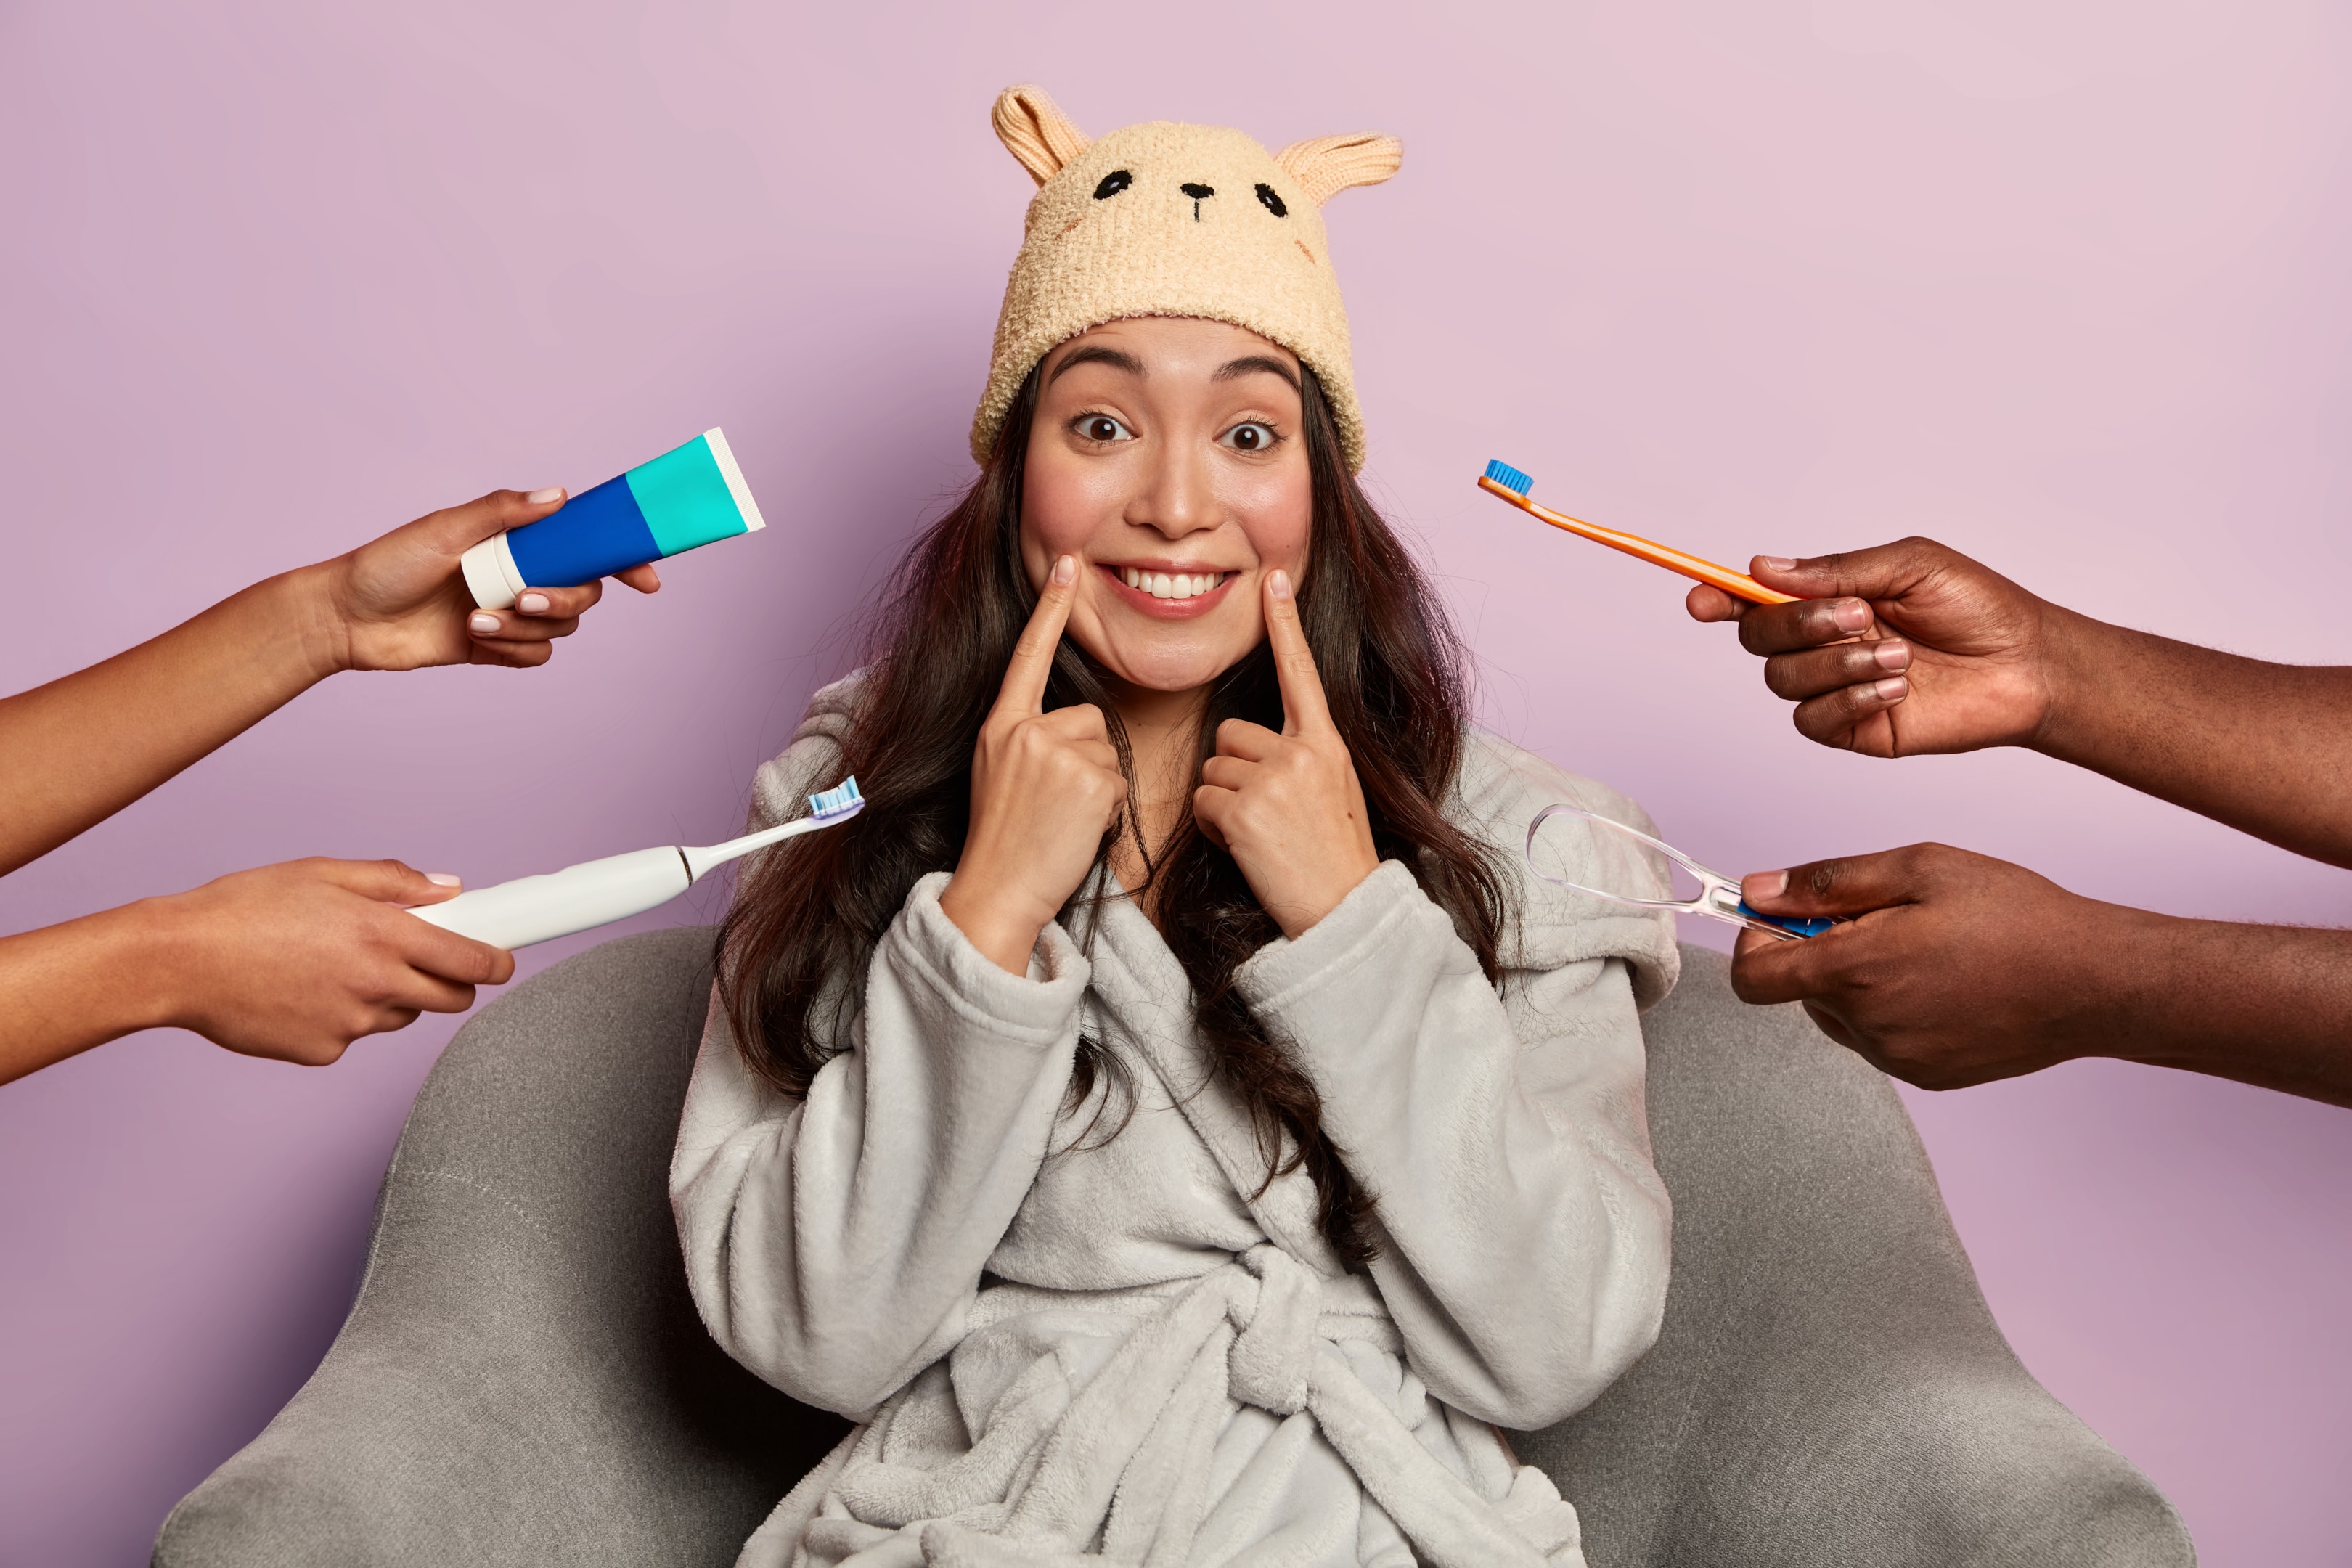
[1228,462,1313,575]
[1018,443,1115,584]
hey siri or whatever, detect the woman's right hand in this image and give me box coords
[1685,537,2067,757]
[939,556,1127,975]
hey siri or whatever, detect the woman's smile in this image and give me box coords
[1021,317,1313,693]
[1096,561,1238,619]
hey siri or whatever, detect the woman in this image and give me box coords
[673,87,1678,1568]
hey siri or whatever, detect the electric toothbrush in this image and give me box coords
[412,778,863,950]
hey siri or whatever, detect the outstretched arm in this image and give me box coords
[1688,539,2352,867]
[1732,844,2352,1107]
[0,488,659,875]
[0,857,513,1086]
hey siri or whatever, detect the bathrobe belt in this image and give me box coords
[816,1245,1577,1568]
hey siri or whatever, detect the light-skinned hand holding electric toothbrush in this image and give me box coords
[0,485,658,1087]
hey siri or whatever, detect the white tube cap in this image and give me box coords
[460,533,527,611]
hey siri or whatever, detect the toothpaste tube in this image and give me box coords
[460,428,767,610]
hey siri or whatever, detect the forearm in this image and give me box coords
[2085,905,2352,1106]
[2037,612,2352,866]
[0,567,344,873]
[674,875,1090,1410]
[0,902,178,1085]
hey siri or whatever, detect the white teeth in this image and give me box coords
[1121,568,1224,600]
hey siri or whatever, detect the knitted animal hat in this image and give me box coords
[972,86,1402,473]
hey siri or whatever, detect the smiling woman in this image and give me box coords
[671,83,1682,1568]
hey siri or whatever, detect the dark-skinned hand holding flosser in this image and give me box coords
[1687,539,2352,1107]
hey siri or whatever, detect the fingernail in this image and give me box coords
[1873,639,1910,671]
[1874,675,1908,701]
[425,873,462,887]
[518,592,550,614]
[469,613,500,634]
[1832,599,1872,632]
[1269,569,1293,601]
[1747,870,1789,902]
[1052,555,1076,587]
[526,486,563,505]
[1757,556,1797,573]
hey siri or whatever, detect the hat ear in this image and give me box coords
[1273,132,1404,205]
[993,85,1092,186]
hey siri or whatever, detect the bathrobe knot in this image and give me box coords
[1226,1244,1319,1414]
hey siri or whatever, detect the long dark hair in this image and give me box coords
[717,362,1507,1265]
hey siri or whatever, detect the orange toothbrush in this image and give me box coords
[1478,460,1797,606]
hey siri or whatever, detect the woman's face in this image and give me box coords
[1021,317,1312,696]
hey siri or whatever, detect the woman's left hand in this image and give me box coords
[1193,570,1380,938]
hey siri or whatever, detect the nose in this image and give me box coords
[1126,429,1220,543]
[1180,181,1214,220]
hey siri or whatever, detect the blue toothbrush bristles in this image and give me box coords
[807,776,864,821]
[1484,459,1534,496]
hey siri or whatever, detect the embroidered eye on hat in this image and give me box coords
[971,86,1402,473]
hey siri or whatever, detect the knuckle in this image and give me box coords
[1911,842,1961,878]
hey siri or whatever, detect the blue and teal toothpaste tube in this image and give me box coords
[460,428,767,610]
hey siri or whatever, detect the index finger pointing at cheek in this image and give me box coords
[1263,570,1334,737]
[993,555,1079,719]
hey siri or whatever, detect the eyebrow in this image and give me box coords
[1212,354,1301,392]
[1047,344,1146,385]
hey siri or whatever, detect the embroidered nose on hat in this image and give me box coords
[973,84,1404,473]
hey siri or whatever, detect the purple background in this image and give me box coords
[4,3,2348,1563]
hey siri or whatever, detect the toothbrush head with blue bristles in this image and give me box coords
[1483,458,1534,496]
[807,776,865,823]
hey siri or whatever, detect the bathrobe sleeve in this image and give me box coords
[670,682,1091,1417]
[1233,732,1680,1432]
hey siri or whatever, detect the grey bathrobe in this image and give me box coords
[672,678,1679,1568]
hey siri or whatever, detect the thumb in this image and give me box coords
[305,857,467,907]
[415,488,569,554]
[1743,846,1931,918]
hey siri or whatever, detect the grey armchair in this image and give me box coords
[154,928,2193,1567]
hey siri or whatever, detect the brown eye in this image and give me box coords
[1076,413,1135,443]
[1221,421,1277,452]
